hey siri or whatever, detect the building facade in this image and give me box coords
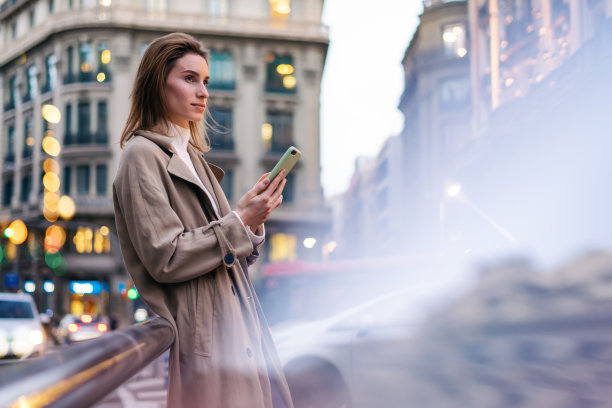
[395,0,612,258]
[398,0,472,253]
[0,0,330,321]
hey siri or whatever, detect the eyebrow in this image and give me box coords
[181,69,210,79]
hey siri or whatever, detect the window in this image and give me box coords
[219,169,233,202]
[209,107,233,150]
[269,233,297,262]
[283,173,295,203]
[44,54,57,93]
[208,50,235,90]
[10,22,16,39]
[442,23,467,58]
[79,42,94,81]
[207,0,229,17]
[269,0,291,20]
[77,102,90,143]
[97,42,111,82]
[39,171,44,196]
[264,111,293,152]
[76,165,90,195]
[265,53,296,93]
[29,9,35,28]
[65,103,73,143]
[20,174,31,203]
[49,0,55,13]
[66,46,74,83]
[96,101,108,143]
[96,164,107,196]
[6,125,15,162]
[3,179,14,207]
[439,76,471,110]
[63,166,72,195]
[26,65,38,102]
[6,75,17,110]
[69,0,73,8]
[23,116,33,158]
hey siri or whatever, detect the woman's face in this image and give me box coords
[164,53,209,128]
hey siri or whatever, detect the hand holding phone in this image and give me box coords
[268,146,302,180]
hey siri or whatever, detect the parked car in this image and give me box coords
[54,314,109,344]
[273,280,466,408]
[0,292,49,359]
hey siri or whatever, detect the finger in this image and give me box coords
[251,175,271,195]
[272,194,283,210]
[258,173,270,183]
[268,169,286,191]
[269,178,286,202]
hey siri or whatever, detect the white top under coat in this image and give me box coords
[167,123,264,245]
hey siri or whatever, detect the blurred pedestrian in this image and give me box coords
[113,32,292,408]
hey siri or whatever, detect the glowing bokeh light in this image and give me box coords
[42,136,61,156]
[276,64,294,75]
[58,195,76,220]
[303,237,317,249]
[282,75,296,89]
[100,49,111,63]
[43,158,59,174]
[41,104,61,124]
[43,172,61,192]
[7,220,27,245]
[97,72,106,82]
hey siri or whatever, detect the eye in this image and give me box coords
[203,79,209,87]
[185,75,195,82]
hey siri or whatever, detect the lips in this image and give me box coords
[191,103,206,110]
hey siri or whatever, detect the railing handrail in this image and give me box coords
[0,317,174,408]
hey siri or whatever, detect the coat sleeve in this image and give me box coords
[113,145,254,284]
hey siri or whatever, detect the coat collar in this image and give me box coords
[134,129,228,215]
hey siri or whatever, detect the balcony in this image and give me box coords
[63,71,95,84]
[41,82,53,94]
[4,153,15,165]
[3,101,15,112]
[64,131,109,145]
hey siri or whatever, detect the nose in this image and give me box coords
[196,83,208,98]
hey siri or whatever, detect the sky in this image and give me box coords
[319,0,423,198]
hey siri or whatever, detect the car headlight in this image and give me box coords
[29,329,44,345]
[11,327,35,356]
[0,329,9,358]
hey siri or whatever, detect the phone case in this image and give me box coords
[268,146,302,180]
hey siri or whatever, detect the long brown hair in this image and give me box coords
[120,32,210,151]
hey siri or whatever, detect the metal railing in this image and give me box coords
[0,317,174,408]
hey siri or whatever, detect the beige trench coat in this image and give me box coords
[113,130,294,408]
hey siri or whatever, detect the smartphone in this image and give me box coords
[268,146,302,180]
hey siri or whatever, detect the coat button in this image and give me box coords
[224,253,235,265]
[246,347,252,358]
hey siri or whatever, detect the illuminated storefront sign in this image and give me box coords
[69,281,102,295]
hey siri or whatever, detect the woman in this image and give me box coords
[113,32,293,408]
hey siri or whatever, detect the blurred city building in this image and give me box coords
[336,136,404,259]
[387,0,610,260]
[0,0,330,320]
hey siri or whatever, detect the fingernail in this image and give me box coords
[263,178,270,185]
